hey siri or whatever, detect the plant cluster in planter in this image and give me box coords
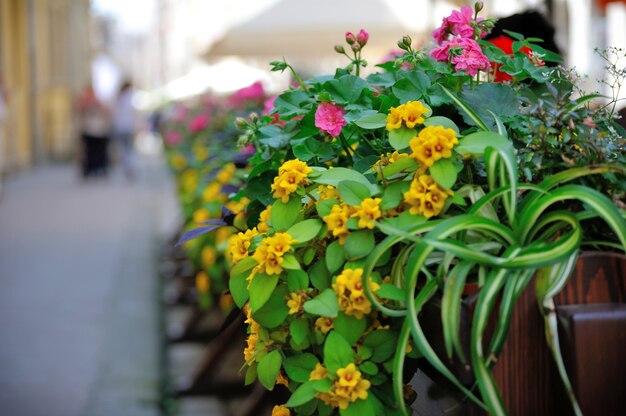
[174,3,626,416]
[161,83,266,309]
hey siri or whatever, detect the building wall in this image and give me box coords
[0,0,91,174]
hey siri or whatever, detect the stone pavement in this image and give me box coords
[0,150,180,416]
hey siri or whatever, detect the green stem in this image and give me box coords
[287,63,309,93]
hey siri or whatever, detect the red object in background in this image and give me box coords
[488,35,535,82]
[596,0,626,12]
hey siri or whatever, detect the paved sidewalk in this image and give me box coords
[0,152,179,416]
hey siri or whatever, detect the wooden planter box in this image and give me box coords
[411,251,626,415]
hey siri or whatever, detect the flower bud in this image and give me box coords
[345,32,356,45]
[402,35,412,48]
[474,1,484,13]
[249,112,259,123]
[235,117,248,129]
[357,29,369,46]
[397,40,408,51]
[334,45,346,54]
[351,43,361,52]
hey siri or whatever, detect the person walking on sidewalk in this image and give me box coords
[78,83,111,178]
[112,80,139,180]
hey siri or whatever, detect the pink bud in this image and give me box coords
[345,32,356,45]
[357,29,369,46]
[351,43,361,52]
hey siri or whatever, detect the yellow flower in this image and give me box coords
[181,170,198,193]
[252,232,294,276]
[202,182,222,202]
[386,106,404,131]
[215,227,232,245]
[219,293,233,312]
[193,145,208,161]
[332,268,377,319]
[193,208,210,223]
[403,175,451,218]
[323,204,350,244]
[271,159,312,202]
[372,151,409,170]
[315,316,334,334]
[309,363,329,380]
[403,101,429,128]
[409,125,457,167]
[217,163,236,184]
[287,292,305,315]
[243,332,258,363]
[201,246,217,268]
[318,185,340,201]
[351,197,382,229]
[386,101,428,131]
[257,205,272,233]
[321,363,371,409]
[227,228,258,263]
[276,373,289,388]
[172,153,187,170]
[272,405,290,416]
[226,197,249,215]
[195,271,210,293]
[267,232,295,256]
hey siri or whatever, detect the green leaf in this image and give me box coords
[355,112,387,129]
[244,363,257,385]
[311,260,332,290]
[282,253,301,270]
[338,181,371,206]
[424,116,460,135]
[381,180,411,210]
[376,284,405,302]
[229,272,250,308]
[455,131,512,156]
[287,219,324,244]
[257,349,282,390]
[392,72,431,103]
[324,331,355,372]
[273,90,313,116]
[339,394,378,416]
[379,157,418,179]
[344,230,375,260]
[315,168,378,194]
[286,380,318,408]
[303,288,339,317]
[324,75,370,104]
[253,284,290,328]
[230,256,257,279]
[249,273,279,312]
[317,199,338,217]
[363,330,398,362]
[429,158,457,189]
[357,345,373,360]
[272,196,303,231]
[459,83,518,130]
[334,313,367,345]
[290,318,310,345]
[326,240,346,274]
[283,353,319,383]
[288,269,309,291]
[360,361,378,376]
[440,84,489,131]
[388,128,416,151]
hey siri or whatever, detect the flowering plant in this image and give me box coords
[178,3,626,416]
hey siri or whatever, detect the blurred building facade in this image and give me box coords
[0,0,91,174]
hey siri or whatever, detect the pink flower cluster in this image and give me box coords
[165,130,182,145]
[189,113,210,134]
[263,96,286,127]
[345,29,369,51]
[228,81,265,107]
[315,102,347,137]
[430,6,490,76]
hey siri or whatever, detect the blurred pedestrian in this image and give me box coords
[112,80,138,180]
[77,83,111,178]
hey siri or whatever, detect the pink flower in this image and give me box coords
[229,81,265,107]
[432,6,485,45]
[189,113,210,133]
[430,38,490,76]
[165,131,182,145]
[357,29,369,46]
[447,6,476,38]
[315,102,347,137]
[263,96,286,127]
